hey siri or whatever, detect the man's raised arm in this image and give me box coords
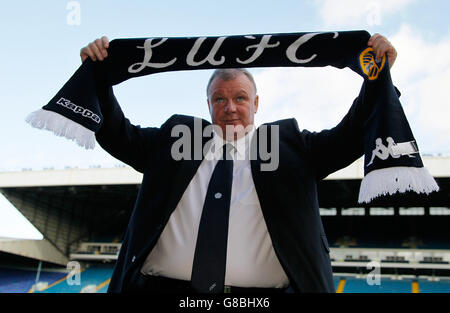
[298,33,399,180]
[81,37,162,173]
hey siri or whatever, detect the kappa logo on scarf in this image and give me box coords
[56,97,101,123]
[367,137,418,166]
[359,47,386,80]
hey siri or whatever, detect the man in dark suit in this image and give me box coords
[80,34,397,293]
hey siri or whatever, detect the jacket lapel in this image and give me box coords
[163,117,213,222]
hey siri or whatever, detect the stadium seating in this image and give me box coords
[333,276,341,290]
[417,279,450,293]
[329,232,450,250]
[36,264,114,293]
[340,277,412,293]
[334,276,450,293]
[0,267,66,293]
[2,265,450,293]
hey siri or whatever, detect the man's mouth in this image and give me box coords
[223,119,240,123]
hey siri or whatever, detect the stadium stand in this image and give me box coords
[341,276,412,293]
[33,263,114,293]
[333,276,450,293]
[333,277,341,291]
[0,251,114,293]
[0,158,449,293]
[418,279,450,293]
[0,267,66,293]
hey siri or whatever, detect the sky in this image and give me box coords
[0,0,449,239]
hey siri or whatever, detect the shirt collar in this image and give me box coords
[210,126,256,160]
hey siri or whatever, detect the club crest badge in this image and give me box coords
[359,47,386,80]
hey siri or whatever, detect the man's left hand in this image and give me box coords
[368,33,397,69]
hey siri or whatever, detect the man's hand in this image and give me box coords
[80,36,110,62]
[368,33,397,69]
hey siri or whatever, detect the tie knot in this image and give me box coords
[223,143,234,161]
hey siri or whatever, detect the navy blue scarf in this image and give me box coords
[26,30,439,203]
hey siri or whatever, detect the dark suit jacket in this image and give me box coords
[96,84,371,293]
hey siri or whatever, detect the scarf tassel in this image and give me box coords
[25,109,95,150]
[358,166,440,203]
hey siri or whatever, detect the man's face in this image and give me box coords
[207,73,259,140]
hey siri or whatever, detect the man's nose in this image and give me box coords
[224,100,237,113]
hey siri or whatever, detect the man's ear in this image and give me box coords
[207,98,212,115]
[253,95,259,114]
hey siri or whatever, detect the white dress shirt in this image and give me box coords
[140,129,289,288]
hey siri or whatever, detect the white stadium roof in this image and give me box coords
[0,156,448,188]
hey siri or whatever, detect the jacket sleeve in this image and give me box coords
[296,84,401,180]
[95,86,162,173]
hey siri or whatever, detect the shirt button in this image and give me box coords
[131,256,136,263]
[215,192,222,199]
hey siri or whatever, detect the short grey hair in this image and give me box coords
[206,68,257,97]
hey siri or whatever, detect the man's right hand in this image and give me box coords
[80,36,110,62]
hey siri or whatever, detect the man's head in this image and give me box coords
[206,68,259,140]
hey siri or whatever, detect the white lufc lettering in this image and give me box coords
[128,32,340,72]
[286,32,338,64]
[237,35,280,64]
[128,38,177,73]
[186,37,226,66]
